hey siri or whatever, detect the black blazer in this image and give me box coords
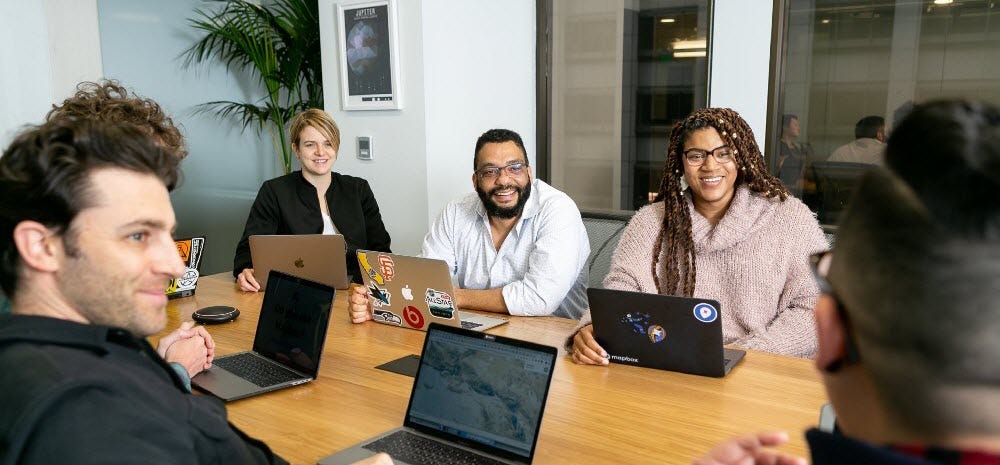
[233,171,392,283]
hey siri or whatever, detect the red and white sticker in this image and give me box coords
[378,254,395,282]
[403,305,424,329]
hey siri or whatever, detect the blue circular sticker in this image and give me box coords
[693,303,718,323]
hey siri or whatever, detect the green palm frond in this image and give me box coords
[180,0,322,174]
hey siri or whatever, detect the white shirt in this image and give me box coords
[321,212,338,235]
[828,138,885,166]
[421,179,589,319]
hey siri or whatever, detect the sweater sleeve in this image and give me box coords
[233,182,281,277]
[567,205,661,349]
[730,205,828,358]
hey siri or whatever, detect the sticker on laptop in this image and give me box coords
[402,305,425,329]
[373,309,402,326]
[377,254,395,282]
[620,312,652,336]
[647,325,666,344]
[425,288,455,319]
[368,283,391,308]
[166,237,204,299]
[693,303,718,323]
[401,285,414,301]
[358,252,385,285]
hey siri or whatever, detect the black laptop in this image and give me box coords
[192,270,335,401]
[318,323,558,465]
[588,288,745,377]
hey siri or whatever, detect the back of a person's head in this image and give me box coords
[854,115,885,140]
[47,80,187,160]
[831,99,1000,437]
[0,119,180,298]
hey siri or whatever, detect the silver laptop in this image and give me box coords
[318,323,558,465]
[588,288,745,377]
[192,270,335,401]
[249,234,350,289]
[356,250,508,332]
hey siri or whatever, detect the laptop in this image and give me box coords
[587,288,746,377]
[250,234,350,289]
[318,323,557,465]
[356,250,508,332]
[192,270,335,401]
[165,236,205,299]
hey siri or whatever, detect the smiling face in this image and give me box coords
[293,125,337,178]
[472,141,533,219]
[682,127,739,216]
[54,168,185,336]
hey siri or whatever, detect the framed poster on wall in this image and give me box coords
[336,0,402,110]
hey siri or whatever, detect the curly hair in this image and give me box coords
[46,80,187,159]
[651,107,789,296]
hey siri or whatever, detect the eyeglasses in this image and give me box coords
[475,162,528,180]
[809,251,861,369]
[682,146,734,166]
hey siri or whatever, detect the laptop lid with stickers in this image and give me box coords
[356,250,464,332]
[587,288,745,377]
[166,237,205,300]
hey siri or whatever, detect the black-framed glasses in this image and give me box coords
[475,161,528,180]
[682,146,734,166]
[809,251,861,368]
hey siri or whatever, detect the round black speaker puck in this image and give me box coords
[192,306,240,324]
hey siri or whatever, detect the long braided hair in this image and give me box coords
[651,108,789,296]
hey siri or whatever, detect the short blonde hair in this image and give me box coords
[289,108,340,150]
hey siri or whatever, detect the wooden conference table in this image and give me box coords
[158,273,828,465]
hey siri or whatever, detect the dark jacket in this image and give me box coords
[233,170,392,283]
[0,315,286,465]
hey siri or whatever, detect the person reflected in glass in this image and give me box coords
[234,109,391,291]
[828,116,886,166]
[777,114,815,197]
[569,108,828,362]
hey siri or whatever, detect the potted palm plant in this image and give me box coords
[181,0,323,174]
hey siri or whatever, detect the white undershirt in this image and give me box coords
[321,212,338,235]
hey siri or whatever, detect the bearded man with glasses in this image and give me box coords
[349,128,589,321]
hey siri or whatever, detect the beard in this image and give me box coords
[476,181,532,219]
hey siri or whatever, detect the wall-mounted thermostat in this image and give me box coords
[357,136,373,160]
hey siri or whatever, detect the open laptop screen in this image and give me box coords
[252,270,335,378]
[405,324,556,462]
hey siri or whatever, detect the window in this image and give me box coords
[770,0,1000,225]
[540,0,711,212]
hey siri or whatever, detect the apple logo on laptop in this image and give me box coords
[401,285,414,301]
[294,258,304,268]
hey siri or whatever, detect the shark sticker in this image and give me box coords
[368,283,391,308]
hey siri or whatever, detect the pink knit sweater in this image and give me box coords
[578,186,828,358]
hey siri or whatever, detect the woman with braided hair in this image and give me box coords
[570,108,827,362]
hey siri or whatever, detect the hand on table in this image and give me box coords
[571,324,609,365]
[237,268,260,292]
[157,321,215,377]
[692,431,806,465]
[349,284,373,324]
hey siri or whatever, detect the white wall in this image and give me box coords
[709,0,773,151]
[319,0,535,254]
[422,0,536,227]
[0,0,102,147]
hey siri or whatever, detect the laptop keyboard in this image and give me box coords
[212,352,302,388]
[364,430,507,465]
[460,320,483,330]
